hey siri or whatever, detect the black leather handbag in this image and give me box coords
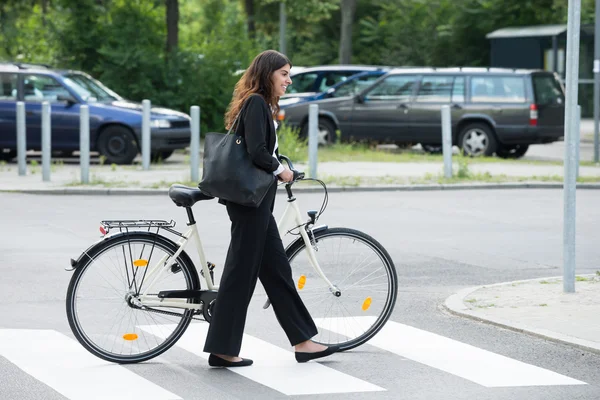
[198,103,276,208]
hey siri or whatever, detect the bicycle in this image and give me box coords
[65,155,398,364]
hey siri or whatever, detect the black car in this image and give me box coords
[280,67,565,158]
[0,63,191,164]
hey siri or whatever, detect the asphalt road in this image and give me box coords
[1,189,599,400]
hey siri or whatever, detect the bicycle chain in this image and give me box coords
[135,305,206,321]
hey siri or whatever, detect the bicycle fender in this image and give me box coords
[66,231,183,272]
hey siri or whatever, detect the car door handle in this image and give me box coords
[451,104,462,110]
[397,104,408,109]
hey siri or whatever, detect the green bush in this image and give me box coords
[277,122,307,163]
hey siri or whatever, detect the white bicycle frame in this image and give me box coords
[136,193,335,311]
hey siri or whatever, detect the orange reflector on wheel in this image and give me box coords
[133,259,148,267]
[362,297,372,311]
[123,333,138,341]
[297,275,306,290]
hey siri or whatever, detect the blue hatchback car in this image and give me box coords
[0,63,191,164]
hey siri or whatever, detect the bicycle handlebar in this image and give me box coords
[279,154,305,182]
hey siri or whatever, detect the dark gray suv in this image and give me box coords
[280,67,565,158]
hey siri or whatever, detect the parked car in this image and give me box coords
[279,67,565,157]
[0,63,191,164]
[279,70,388,109]
[282,65,389,99]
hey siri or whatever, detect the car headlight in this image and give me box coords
[151,119,171,128]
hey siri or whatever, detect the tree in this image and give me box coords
[165,0,179,54]
[339,0,357,64]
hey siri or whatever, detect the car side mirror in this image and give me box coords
[355,94,365,104]
[57,94,77,105]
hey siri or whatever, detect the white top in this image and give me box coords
[272,119,284,175]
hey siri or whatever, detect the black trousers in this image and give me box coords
[203,183,318,356]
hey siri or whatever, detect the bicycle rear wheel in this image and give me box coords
[66,232,200,363]
[286,227,398,351]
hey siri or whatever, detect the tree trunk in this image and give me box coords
[244,0,255,39]
[165,0,179,54]
[41,0,49,26]
[339,0,357,64]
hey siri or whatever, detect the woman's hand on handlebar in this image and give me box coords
[277,168,294,182]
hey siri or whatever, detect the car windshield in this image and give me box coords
[61,73,121,102]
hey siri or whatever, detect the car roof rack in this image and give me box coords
[0,62,52,69]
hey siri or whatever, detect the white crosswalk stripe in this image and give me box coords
[314,316,587,387]
[0,321,588,400]
[139,323,385,396]
[0,329,181,400]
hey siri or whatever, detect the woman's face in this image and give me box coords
[271,64,292,97]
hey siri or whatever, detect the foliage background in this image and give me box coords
[0,0,594,131]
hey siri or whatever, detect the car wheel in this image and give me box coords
[151,150,174,162]
[496,144,529,159]
[0,149,16,162]
[302,118,337,146]
[459,123,497,157]
[97,126,138,165]
[421,144,443,154]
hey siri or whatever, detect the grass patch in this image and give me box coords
[575,276,589,282]
[539,304,548,307]
[475,303,495,309]
[65,174,140,188]
[465,298,477,304]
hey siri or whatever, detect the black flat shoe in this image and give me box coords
[295,346,339,363]
[208,354,253,367]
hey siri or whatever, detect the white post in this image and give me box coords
[190,106,200,182]
[563,0,581,293]
[41,101,51,181]
[80,105,90,184]
[16,102,26,176]
[142,99,151,170]
[308,104,318,179]
[575,105,581,179]
[441,105,452,178]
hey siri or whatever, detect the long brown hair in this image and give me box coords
[225,50,292,129]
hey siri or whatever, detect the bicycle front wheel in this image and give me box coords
[66,232,200,363]
[286,227,398,351]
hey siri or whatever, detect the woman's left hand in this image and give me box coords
[277,168,294,182]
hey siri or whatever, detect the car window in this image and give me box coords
[365,75,417,101]
[0,73,17,100]
[22,75,72,103]
[63,73,120,102]
[470,76,526,103]
[415,76,454,102]
[317,72,359,92]
[287,73,318,94]
[452,77,465,102]
[332,74,381,98]
[532,75,564,105]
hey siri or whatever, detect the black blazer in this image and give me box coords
[234,94,279,173]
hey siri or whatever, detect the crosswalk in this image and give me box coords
[0,318,587,399]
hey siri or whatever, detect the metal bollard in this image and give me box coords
[575,105,581,179]
[16,102,26,176]
[190,106,200,182]
[41,101,51,181]
[308,104,318,179]
[80,105,90,184]
[142,99,151,170]
[441,105,452,178]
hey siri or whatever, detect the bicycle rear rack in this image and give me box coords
[100,220,182,237]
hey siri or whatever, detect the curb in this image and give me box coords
[443,276,600,356]
[4,182,600,196]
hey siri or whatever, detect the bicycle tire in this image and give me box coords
[286,227,398,351]
[66,232,200,364]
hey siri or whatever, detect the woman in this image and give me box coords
[203,50,338,367]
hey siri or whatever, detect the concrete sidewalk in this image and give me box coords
[445,275,600,355]
[1,158,600,194]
